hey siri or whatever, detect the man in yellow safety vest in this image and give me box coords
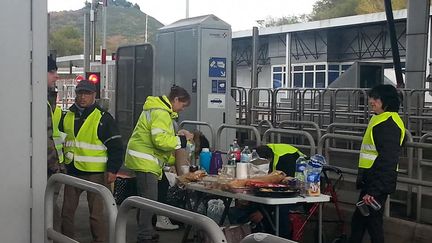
[59,80,124,243]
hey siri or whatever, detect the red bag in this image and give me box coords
[289,213,305,241]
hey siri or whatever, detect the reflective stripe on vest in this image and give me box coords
[266,144,304,171]
[49,103,65,163]
[358,112,405,169]
[63,109,108,172]
[126,149,162,166]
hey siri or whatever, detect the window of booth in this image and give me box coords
[271,65,286,89]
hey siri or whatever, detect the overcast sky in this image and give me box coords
[48,0,317,31]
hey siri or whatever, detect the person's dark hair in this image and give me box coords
[192,130,210,154]
[168,85,191,104]
[255,145,274,161]
[368,84,401,112]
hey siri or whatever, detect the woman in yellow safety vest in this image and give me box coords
[125,86,193,243]
[349,84,405,243]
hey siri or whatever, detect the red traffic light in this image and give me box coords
[88,73,100,84]
[85,72,101,98]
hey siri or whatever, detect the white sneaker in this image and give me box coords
[156,215,179,231]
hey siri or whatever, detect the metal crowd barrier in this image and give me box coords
[179,120,216,149]
[262,128,316,156]
[332,88,369,124]
[215,124,261,151]
[45,174,118,243]
[238,87,432,139]
[273,88,301,122]
[247,88,274,125]
[416,132,432,222]
[300,88,332,128]
[232,87,248,125]
[317,133,432,219]
[278,120,322,145]
[240,233,297,243]
[115,196,227,243]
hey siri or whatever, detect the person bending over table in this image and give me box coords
[229,143,304,240]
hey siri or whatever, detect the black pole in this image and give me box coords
[384,0,405,88]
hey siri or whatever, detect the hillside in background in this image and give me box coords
[49,1,164,56]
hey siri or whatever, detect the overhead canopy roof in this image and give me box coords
[232,9,423,38]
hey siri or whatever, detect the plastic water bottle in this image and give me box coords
[232,139,241,163]
[227,144,236,165]
[251,149,259,162]
[295,156,308,193]
[199,148,212,173]
[240,146,252,163]
[186,142,196,165]
[305,154,326,196]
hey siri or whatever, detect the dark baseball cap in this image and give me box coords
[75,80,97,92]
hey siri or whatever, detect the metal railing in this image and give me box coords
[274,88,301,122]
[45,174,118,243]
[278,120,322,145]
[115,196,227,243]
[241,233,298,243]
[257,120,274,134]
[416,132,432,222]
[216,124,261,151]
[231,87,248,124]
[317,133,432,220]
[235,87,432,138]
[262,128,316,156]
[247,88,274,125]
[179,120,216,149]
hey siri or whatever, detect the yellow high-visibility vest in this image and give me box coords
[266,144,304,171]
[48,103,64,163]
[63,109,108,172]
[358,112,405,169]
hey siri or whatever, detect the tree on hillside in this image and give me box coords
[257,14,309,27]
[356,0,406,14]
[49,26,83,56]
[310,0,407,21]
[310,0,358,21]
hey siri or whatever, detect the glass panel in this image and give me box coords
[273,66,283,72]
[305,65,314,71]
[328,64,339,71]
[293,66,303,71]
[316,65,326,70]
[342,64,351,70]
[305,73,314,87]
[328,71,339,84]
[316,72,325,88]
[294,73,303,87]
[273,73,282,89]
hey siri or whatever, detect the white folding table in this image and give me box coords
[184,183,330,243]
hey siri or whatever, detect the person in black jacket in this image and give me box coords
[59,80,124,242]
[349,84,405,243]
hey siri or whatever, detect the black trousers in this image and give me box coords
[158,172,169,204]
[349,191,388,243]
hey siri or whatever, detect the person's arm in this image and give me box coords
[98,111,124,181]
[364,118,402,197]
[150,109,187,151]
